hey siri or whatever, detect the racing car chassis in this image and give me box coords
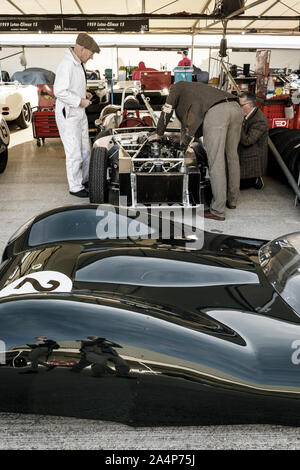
[91,127,203,207]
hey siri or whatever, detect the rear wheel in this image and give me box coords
[0,148,8,173]
[16,103,32,129]
[268,128,289,139]
[89,147,109,203]
[268,129,300,180]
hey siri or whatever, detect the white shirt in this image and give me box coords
[245,106,257,121]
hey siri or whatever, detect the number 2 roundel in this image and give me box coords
[0,271,73,298]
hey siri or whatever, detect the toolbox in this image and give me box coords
[32,84,59,146]
[258,100,300,130]
[32,111,60,146]
[174,67,194,83]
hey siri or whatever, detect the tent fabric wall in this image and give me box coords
[1,46,299,80]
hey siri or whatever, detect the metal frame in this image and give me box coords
[109,126,198,209]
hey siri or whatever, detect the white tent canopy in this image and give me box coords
[0,0,299,36]
[0,32,299,49]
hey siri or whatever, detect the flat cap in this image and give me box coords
[76,33,100,54]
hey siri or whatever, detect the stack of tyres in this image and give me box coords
[268,128,300,184]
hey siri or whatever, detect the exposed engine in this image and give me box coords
[110,130,185,174]
[136,135,185,173]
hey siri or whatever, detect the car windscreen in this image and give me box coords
[259,233,300,315]
[28,208,157,246]
[75,255,259,287]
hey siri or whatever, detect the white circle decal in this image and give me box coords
[0,271,73,298]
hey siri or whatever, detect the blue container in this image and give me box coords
[174,66,194,83]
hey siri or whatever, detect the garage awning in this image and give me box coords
[0,0,299,36]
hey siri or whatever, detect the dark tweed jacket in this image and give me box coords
[157,81,238,141]
[238,107,269,179]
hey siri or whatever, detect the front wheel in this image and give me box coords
[16,103,32,129]
[0,148,8,173]
[89,147,109,204]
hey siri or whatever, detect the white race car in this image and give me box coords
[0,113,9,173]
[0,81,38,128]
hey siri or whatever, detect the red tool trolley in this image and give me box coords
[32,84,60,146]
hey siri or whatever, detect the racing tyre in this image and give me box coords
[268,128,289,139]
[89,147,109,204]
[16,103,32,129]
[13,356,27,368]
[268,130,300,180]
[0,148,8,173]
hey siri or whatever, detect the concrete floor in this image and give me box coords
[1,413,300,450]
[0,124,300,450]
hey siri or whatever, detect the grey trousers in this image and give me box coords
[72,352,130,376]
[203,101,243,216]
[28,347,51,370]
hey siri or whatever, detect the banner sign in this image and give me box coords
[63,19,149,32]
[139,47,183,51]
[232,48,257,52]
[0,18,62,32]
[0,17,149,33]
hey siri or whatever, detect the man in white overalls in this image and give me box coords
[54,33,100,197]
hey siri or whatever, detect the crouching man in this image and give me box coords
[238,92,269,190]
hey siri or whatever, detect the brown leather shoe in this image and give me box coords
[226,202,236,209]
[204,210,225,221]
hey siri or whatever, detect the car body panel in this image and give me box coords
[0,82,38,121]
[1,205,300,426]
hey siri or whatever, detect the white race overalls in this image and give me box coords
[54,48,90,193]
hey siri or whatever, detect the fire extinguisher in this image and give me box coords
[285,98,294,128]
[291,91,300,129]
[294,105,300,130]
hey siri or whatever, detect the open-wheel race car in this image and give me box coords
[1,204,300,426]
[88,87,208,207]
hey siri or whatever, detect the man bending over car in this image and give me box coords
[151,81,243,221]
